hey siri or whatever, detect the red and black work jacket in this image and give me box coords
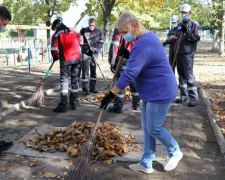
[108,27,135,68]
[79,27,104,56]
[51,29,82,66]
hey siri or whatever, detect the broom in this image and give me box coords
[65,43,130,180]
[83,33,110,87]
[30,61,55,108]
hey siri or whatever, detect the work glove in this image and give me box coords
[100,90,116,109]
[80,28,85,35]
[162,42,167,46]
[181,25,187,33]
[53,56,59,62]
[90,47,97,55]
[119,46,129,59]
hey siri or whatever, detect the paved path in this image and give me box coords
[0,54,225,179]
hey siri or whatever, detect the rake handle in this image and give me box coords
[83,33,110,87]
[172,32,183,70]
[91,43,130,136]
[110,43,130,89]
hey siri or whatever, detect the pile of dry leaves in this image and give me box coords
[20,121,139,161]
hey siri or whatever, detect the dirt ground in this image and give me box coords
[0,40,225,180]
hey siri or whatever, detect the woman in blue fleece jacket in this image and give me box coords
[100,11,183,173]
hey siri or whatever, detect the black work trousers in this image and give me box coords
[60,59,80,106]
[81,53,98,92]
[176,52,198,101]
[169,45,176,73]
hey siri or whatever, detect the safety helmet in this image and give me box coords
[51,19,62,30]
[170,15,179,23]
[180,4,191,12]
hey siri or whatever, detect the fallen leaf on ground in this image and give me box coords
[43,172,57,178]
[30,162,38,167]
[104,159,114,165]
[1,167,8,171]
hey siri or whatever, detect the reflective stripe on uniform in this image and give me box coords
[180,84,187,88]
[70,89,79,93]
[111,41,120,45]
[51,47,58,50]
[81,79,89,82]
[90,77,97,80]
[61,90,68,94]
[116,94,125,98]
[99,40,104,43]
[188,86,197,91]
[131,92,139,96]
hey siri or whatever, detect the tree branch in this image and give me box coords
[98,0,105,14]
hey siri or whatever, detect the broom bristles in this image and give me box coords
[30,82,44,108]
[66,135,95,180]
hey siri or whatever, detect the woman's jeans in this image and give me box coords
[140,101,180,168]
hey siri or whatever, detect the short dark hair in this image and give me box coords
[0,6,11,21]
[89,18,96,24]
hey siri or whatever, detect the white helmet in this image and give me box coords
[180,4,191,12]
[170,15,179,23]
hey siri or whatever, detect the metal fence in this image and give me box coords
[0,37,111,71]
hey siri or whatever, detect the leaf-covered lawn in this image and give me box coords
[194,41,225,135]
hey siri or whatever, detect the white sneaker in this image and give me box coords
[164,150,183,171]
[129,163,153,174]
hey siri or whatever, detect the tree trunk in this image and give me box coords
[99,0,115,41]
[212,29,218,51]
[211,0,218,51]
[103,12,111,41]
[219,0,225,56]
[74,12,87,28]
[46,20,51,46]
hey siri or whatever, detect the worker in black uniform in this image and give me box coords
[80,18,104,95]
[108,27,140,113]
[163,15,179,73]
[51,19,82,112]
[175,4,200,106]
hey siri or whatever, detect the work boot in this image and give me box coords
[70,103,77,110]
[0,140,13,150]
[82,91,90,96]
[53,103,67,113]
[132,105,141,110]
[188,100,199,107]
[108,106,123,113]
[90,89,98,93]
[175,98,188,103]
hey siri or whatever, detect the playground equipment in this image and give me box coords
[0,25,110,71]
[0,25,51,72]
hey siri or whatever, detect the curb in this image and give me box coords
[198,84,225,159]
[0,85,60,119]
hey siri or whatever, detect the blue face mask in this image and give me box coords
[123,33,136,42]
[0,26,6,32]
[181,14,188,20]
